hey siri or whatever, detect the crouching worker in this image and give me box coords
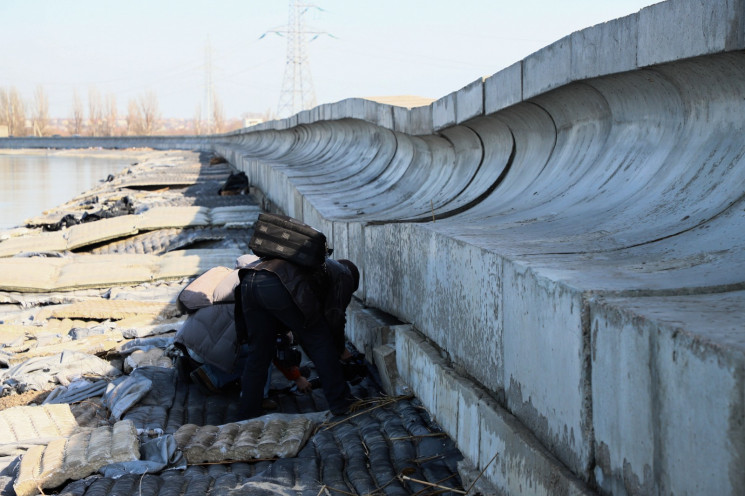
[173,259,312,405]
[175,307,312,400]
[236,256,360,419]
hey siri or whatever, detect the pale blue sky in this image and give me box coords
[0,0,661,119]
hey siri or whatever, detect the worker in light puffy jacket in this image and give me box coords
[236,256,360,419]
[175,303,313,400]
[174,257,312,406]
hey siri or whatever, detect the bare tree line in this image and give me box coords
[0,87,28,136]
[65,88,161,136]
[0,86,237,137]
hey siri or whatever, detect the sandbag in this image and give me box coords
[178,266,233,311]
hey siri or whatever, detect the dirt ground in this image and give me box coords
[0,390,50,411]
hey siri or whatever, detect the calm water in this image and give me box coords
[0,154,133,230]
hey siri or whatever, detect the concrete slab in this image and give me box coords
[396,324,593,495]
[502,260,592,479]
[477,394,594,496]
[344,300,399,358]
[365,223,503,393]
[401,330,442,416]
[571,14,638,79]
[329,220,350,262]
[296,109,312,125]
[393,325,423,400]
[452,372,484,470]
[456,78,484,124]
[432,92,457,131]
[484,61,522,115]
[372,344,400,395]
[392,105,412,134]
[523,35,572,99]
[590,291,745,496]
[344,221,366,297]
[638,0,745,67]
[328,98,395,129]
[407,104,434,135]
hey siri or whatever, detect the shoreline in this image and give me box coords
[0,147,155,161]
[0,149,172,231]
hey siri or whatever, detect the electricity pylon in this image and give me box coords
[204,37,215,134]
[263,1,330,118]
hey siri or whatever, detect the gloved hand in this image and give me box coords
[294,376,313,394]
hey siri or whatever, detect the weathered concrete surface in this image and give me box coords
[4,0,744,493]
[590,292,745,495]
[395,326,593,495]
[209,8,745,491]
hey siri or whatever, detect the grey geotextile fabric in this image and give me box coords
[117,367,177,434]
[1,351,120,392]
[103,375,153,421]
[99,435,186,478]
[44,380,109,406]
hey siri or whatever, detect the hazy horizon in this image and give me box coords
[1,0,661,120]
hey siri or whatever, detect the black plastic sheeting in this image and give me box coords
[37,197,135,231]
[55,371,464,495]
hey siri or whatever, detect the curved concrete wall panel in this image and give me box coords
[220,119,507,222]
[211,49,745,494]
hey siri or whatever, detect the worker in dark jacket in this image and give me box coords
[236,256,359,418]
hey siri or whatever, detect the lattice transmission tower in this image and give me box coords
[265,1,329,118]
[203,37,215,134]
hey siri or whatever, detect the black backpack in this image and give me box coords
[249,213,330,268]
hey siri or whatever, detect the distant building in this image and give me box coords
[362,95,435,108]
[0,125,8,138]
[243,118,264,128]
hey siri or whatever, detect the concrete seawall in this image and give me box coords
[4,0,745,493]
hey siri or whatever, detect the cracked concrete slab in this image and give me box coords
[35,300,180,321]
[0,249,243,293]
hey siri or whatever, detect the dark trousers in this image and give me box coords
[239,270,350,418]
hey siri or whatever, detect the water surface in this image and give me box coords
[0,153,133,230]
